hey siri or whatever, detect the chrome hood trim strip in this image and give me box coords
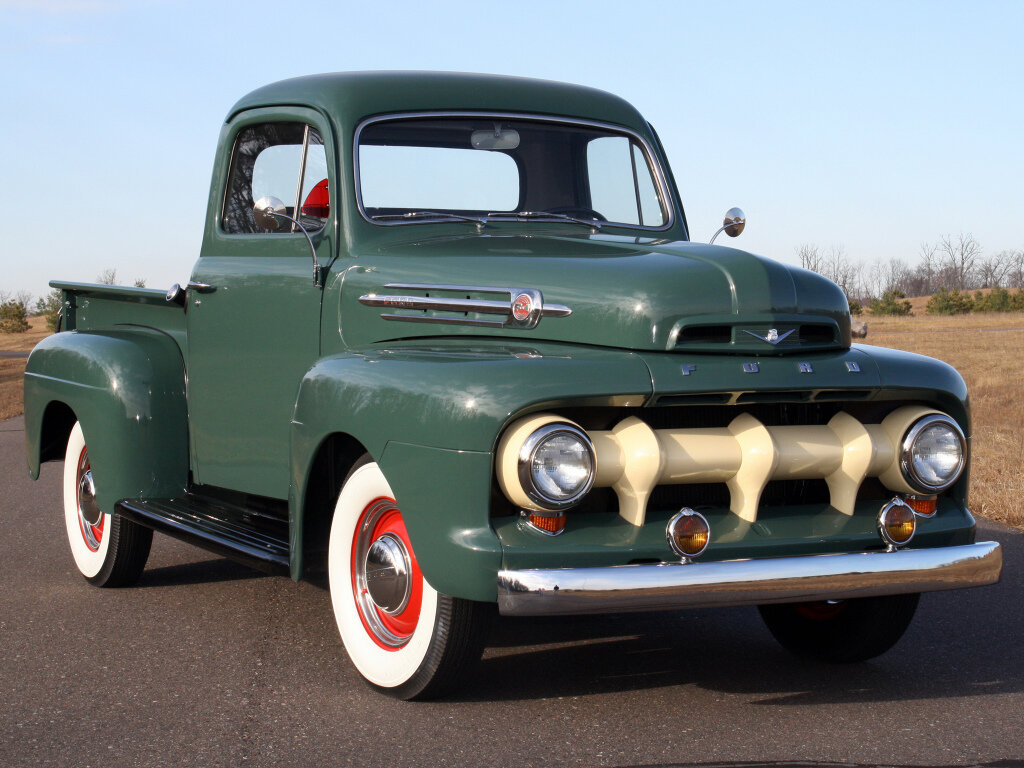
[359,283,572,330]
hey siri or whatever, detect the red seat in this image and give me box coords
[302,178,329,219]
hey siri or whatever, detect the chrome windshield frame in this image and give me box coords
[353,111,677,233]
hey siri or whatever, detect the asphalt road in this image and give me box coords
[2,415,1022,768]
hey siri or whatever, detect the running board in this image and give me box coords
[116,495,290,575]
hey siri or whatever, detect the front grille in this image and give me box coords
[673,321,843,351]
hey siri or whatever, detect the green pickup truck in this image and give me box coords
[24,72,1002,699]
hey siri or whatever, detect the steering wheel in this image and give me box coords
[542,206,607,222]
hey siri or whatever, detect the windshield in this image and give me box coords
[356,115,670,229]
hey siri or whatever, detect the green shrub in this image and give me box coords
[869,289,913,316]
[848,299,863,316]
[1012,289,1024,311]
[0,300,30,333]
[926,287,974,315]
[972,287,1012,312]
[35,289,63,331]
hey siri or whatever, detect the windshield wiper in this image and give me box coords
[484,211,602,230]
[372,211,489,227]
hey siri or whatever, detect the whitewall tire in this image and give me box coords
[62,421,151,587]
[328,459,488,700]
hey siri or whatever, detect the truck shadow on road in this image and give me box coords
[448,521,1024,704]
[453,587,1024,705]
[136,558,269,588]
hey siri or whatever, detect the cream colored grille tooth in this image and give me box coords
[726,413,777,521]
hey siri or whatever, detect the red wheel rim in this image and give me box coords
[351,497,423,650]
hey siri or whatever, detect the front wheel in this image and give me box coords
[63,421,152,587]
[758,593,920,663]
[328,459,489,700]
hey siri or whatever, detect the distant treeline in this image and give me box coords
[799,234,1024,316]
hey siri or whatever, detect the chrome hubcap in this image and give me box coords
[364,534,411,615]
[78,469,102,527]
[353,498,417,648]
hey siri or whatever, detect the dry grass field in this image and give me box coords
[0,316,49,421]
[2,311,1021,528]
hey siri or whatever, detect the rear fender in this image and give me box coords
[24,329,189,513]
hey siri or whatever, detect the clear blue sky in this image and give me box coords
[1,0,1021,301]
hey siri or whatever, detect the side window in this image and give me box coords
[222,122,329,235]
[587,136,666,227]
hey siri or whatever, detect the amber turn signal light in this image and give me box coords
[878,498,917,549]
[521,509,566,536]
[903,494,937,517]
[667,509,710,561]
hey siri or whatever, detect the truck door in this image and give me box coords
[186,111,335,499]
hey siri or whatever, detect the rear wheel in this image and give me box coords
[328,459,489,700]
[759,593,920,663]
[63,421,151,587]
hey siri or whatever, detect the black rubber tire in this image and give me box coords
[86,516,153,588]
[758,593,920,663]
[377,595,492,701]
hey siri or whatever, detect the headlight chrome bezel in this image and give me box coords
[899,414,967,493]
[516,423,596,510]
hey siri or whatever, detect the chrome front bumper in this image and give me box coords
[496,541,1002,616]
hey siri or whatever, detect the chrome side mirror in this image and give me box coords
[253,195,287,231]
[709,207,746,244]
[253,196,323,287]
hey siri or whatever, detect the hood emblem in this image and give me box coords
[743,328,795,346]
[511,292,534,323]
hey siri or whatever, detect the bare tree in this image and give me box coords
[797,244,825,274]
[1006,250,1024,289]
[96,268,118,285]
[976,250,1013,288]
[864,257,911,299]
[133,278,147,288]
[934,233,982,291]
[797,244,865,301]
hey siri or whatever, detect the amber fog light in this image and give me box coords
[878,498,917,550]
[667,509,710,562]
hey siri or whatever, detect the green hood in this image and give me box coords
[340,231,852,354]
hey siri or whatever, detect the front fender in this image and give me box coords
[24,329,189,513]
[289,342,653,599]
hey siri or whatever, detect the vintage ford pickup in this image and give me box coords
[24,72,1002,699]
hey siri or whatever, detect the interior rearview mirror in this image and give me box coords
[471,127,520,151]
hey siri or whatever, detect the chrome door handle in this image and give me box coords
[186,281,216,293]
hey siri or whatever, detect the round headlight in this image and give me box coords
[517,424,595,509]
[900,414,966,493]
